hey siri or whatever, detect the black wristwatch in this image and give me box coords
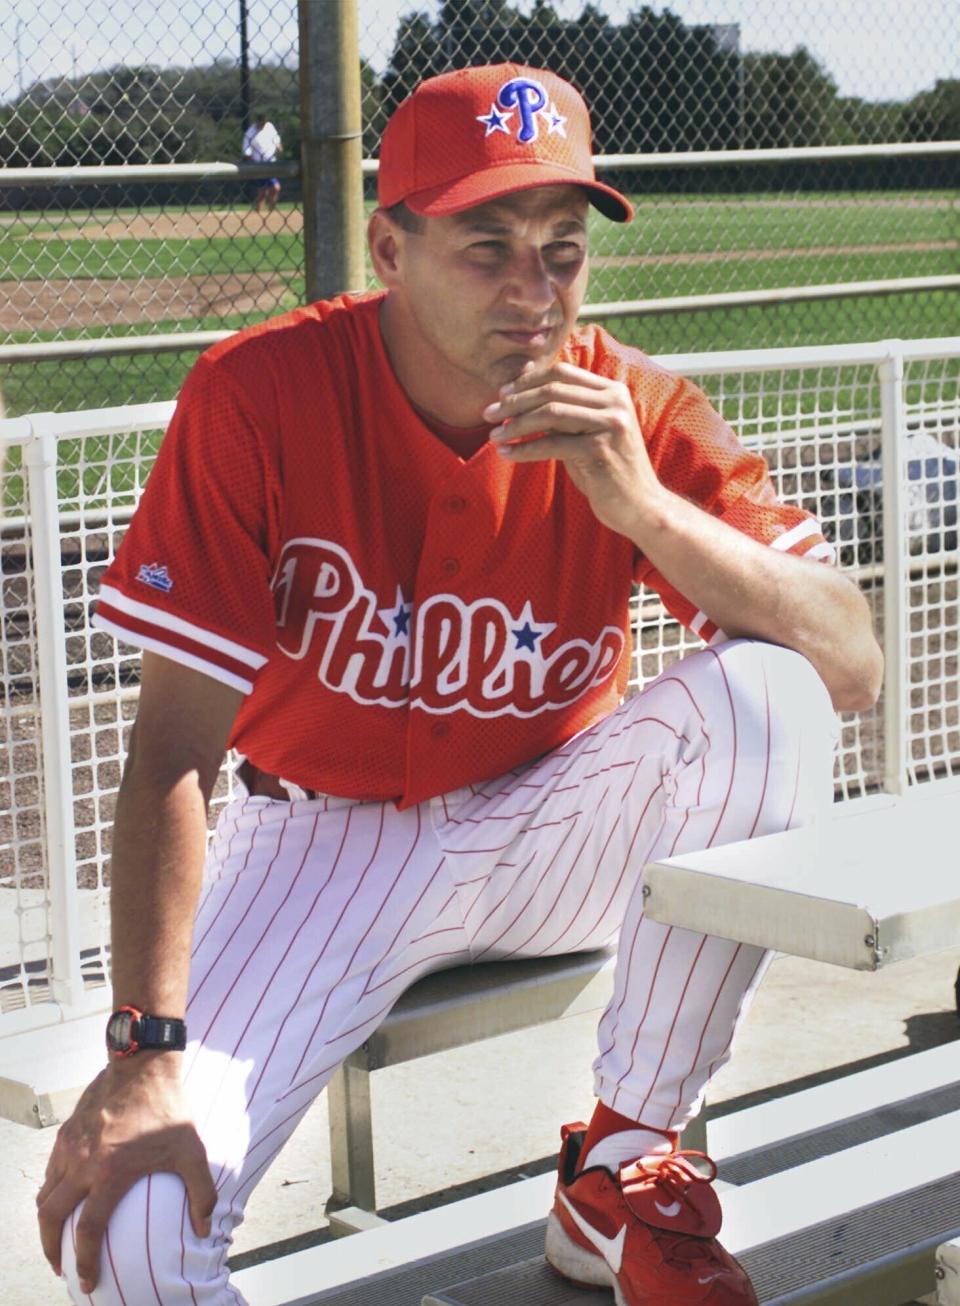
[106,1006,187,1057]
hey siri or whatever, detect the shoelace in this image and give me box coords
[631,1150,723,1269]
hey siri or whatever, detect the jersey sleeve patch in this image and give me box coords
[94,583,268,695]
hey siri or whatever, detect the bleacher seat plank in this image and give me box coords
[643,786,960,969]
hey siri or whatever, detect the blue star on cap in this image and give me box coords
[546,103,567,137]
[477,104,513,136]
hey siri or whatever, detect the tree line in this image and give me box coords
[1,2,956,174]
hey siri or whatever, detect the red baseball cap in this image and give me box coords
[378,63,633,223]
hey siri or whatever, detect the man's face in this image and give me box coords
[383,185,590,404]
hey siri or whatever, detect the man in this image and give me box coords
[38,64,881,1304]
[241,112,282,214]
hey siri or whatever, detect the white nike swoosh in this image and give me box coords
[698,1271,722,1285]
[654,1198,683,1218]
[558,1191,627,1274]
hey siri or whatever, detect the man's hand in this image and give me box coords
[36,1056,215,1295]
[484,360,665,539]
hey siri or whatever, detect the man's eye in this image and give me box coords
[548,242,584,259]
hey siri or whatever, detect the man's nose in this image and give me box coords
[504,248,557,313]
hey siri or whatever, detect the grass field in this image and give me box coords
[0,191,957,418]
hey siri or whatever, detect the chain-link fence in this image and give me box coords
[0,0,957,417]
[0,0,302,416]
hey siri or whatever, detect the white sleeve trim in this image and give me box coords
[804,540,838,563]
[92,614,255,695]
[769,519,822,552]
[98,583,268,670]
[689,609,710,636]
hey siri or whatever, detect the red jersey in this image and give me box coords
[94,292,833,807]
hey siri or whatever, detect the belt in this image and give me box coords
[238,759,321,803]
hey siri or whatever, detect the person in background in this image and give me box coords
[241,113,283,215]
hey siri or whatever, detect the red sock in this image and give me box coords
[580,1101,677,1172]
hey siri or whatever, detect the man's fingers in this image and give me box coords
[36,1157,65,1209]
[73,1184,130,1293]
[492,404,609,446]
[494,430,599,462]
[507,360,611,392]
[485,381,609,426]
[37,1176,86,1275]
[180,1145,217,1239]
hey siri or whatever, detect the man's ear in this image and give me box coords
[368,209,404,288]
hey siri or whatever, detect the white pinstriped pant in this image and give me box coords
[61,639,838,1304]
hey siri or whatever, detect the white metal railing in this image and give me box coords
[2,142,954,189]
[1,336,959,1033]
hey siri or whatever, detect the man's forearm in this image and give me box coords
[109,758,211,1017]
[628,485,883,710]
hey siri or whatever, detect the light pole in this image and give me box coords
[239,0,251,129]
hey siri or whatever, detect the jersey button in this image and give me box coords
[440,557,461,577]
[431,721,450,739]
[444,495,467,513]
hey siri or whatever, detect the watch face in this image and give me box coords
[107,1009,138,1053]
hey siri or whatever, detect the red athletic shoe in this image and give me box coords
[545,1122,758,1305]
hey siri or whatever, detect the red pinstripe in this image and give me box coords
[286,803,390,1085]
[144,1176,164,1305]
[104,1226,129,1306]
[473,819,580,959]
[360,878,453,996]
[194,812,324,1048]
[630,935,709,1116]
[463,848,538,930]
[177,1191,201,1306]
[362,926,464,995]
[191,805,265,958]
[700,950,769,1085]
[606,925,675,1109]
[746,667,772,839]
[703,647,739,847]
[668,943,743,1119]
[69,1207,95,1305]
[188,814,283,1000]
[492,785,614,959]
[281,809,428,1071]
[554,775,666,955]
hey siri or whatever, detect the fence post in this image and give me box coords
[878,344,910,795]
[298,0,366,302]
[23,420,86,1010]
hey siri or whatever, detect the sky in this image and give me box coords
[0,0,957,108]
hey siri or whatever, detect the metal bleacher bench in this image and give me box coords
[323,947,616,1233]
[229,778,960,1306]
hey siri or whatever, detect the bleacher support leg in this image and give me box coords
[937,1237,960,1304]
[683,1108,707,1155]
[326,1052,377,1227]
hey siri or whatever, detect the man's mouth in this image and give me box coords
[496,326,556,347]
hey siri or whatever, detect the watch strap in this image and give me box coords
[137,1013,187,1052]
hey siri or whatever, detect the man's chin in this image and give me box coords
[493,348,558,385]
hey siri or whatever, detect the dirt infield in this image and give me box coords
[1,273,294,331]
[31,207,299,244]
